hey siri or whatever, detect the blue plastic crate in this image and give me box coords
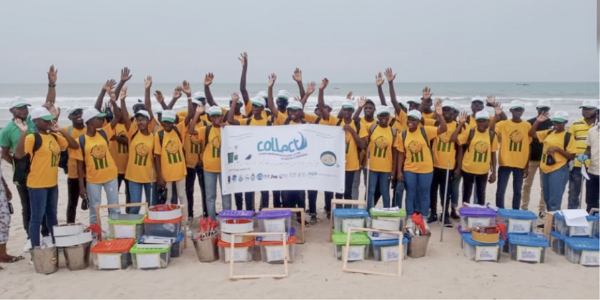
[461,233,504,262]
[508,233,549,263]
[564,237,599,266]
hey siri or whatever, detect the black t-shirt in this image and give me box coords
[527,118,553,161]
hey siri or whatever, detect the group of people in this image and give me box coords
[0,55,598,267]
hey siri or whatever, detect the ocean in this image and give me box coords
[0,82,597,126]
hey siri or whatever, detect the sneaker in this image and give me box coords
[41,236,54,247]
[23,240,32,253]
[310,215,317,225]
[326,211,331,219]
[443,216,453,228]
[538,211,545,219]
[427,214,438,224]
[450,208,460,220]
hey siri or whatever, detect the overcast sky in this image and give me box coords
[0,0,596,83]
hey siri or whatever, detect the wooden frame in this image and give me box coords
[329,199,367,241]
[342,227,403,277]
[261,207,306,244]
[229,232,288,280]
[95,203,188,249]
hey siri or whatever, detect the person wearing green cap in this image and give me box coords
[62,107,87,223]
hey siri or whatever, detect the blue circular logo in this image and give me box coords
[257,173,263,180]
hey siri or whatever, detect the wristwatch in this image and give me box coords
[48,83,56,87]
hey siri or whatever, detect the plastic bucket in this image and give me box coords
[408,234,431,258]
[193,236,219,262]
[31,247,59,275]
[63,242,91,271]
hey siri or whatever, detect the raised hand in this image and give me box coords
[537,111,549,122]
[49,121,61,133]
[486,95,496,106]
[458,111,468,124]
[182,80,192,97]
[47,65,58,84]
[154,90,164,103]
[268,73,277,88]
[121,67,132,82]
[109,90,117,102]
[319,78,329,90]
[434,99,443,116]
[358,96,367,108]
[306,81,316,95]
[144,76,152,90]
[14,119,28,132]
[292,68,302,83]
[384,68,396,82]
[346,91,354,100]
[238,52,248,67]
[172,86,183,100]
[294,96,302,102]
[376,72,384,87]
[423,86,432,100]
[494,102,503,116]
[196,103,206,115]
[120,86,128,101]
[103,79,117,92]
[204,73,214,86]
[231,92,240,103]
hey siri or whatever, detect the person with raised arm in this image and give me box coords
[464,95,507,129]
[110,82,132,213]
[63,106,87,223]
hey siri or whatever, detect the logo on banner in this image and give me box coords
[257,132,308,153]
[257,173,263,180]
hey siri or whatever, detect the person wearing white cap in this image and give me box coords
[581,110,599,212]
[14,107,79,249]
[276,90,291,115]
[353,97,379,204]
[398,102,447,223]
[521,100,552,214]
[528,111,576,212]
[107,87,133,212]
[62,106,87,223]
[451,110,499,205]
[489,100,532,210]
[566,100,599,209]
[466,95,507,129]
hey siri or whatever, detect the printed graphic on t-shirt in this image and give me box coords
[473,141,489,162]
[116,131,128,154]
[508,130,524,152]
[210,135,221,158]
[134,143,150,166]
[91,145,109,169]
[189,134,202,154]
[49,140,61,167]
[165,140,183,164]
[373,136,390,158]
[436,133,452,153]
[408,140,424,162]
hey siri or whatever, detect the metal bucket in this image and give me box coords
[193,236,219,262]
[408,234,431,259]
[31,246,59,275]
[63,242,91,271]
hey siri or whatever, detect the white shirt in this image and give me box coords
[585,125,599,175]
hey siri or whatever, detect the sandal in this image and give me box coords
[0,255,25,263]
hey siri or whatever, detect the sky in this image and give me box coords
[0,0,597,84]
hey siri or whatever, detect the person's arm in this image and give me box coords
[486,95,507,121]
[433,99,447,135]
[113,68,132,108]
[153,135,166,188]
[204,73,217,107]
[353,97,367,122]
[108,94,121,128]
[96,80,116,111]
[451,111,468,143]
[154,90,169,110]
[344,124,366,149]
[489,152,497,183]
[318,78,330,120]
[144,76,154,120]
[227,93,242,126]
[384,68,404,114]
[529,112,549,137]
[77,160,87,199]
[167,86,182,109]
[46,65,57,106]
[182,80,195,125]
[454,145,464,177]
[299,81,316,107]
[1,147,13,165]
[13,120,28,159]
[50,123,79,149]
[1,175,11,201]
[120,86,132,131]
[238,52,251,107]
[187,105,205,135]
[375,72,386,106]
[396,152,405,182]
[418,86,432,113]
[293,68,305,98]
[489,102,503,132]
[267,74,278,118]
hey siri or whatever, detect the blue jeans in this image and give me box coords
[128,181,153,214]
[568,167,582,209]
[28,186,58,248]
[542,164,570,212]
[87,178,120,225]
[367,170,390,210]
[204,171,232,220]
[404,171,434,217]
[394,180,405,208]
[495,166,524,209]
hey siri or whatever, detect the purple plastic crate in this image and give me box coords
[257,210,292,233]
[218,210,255,219]
[459,207,497,229]
[257,210,292,219]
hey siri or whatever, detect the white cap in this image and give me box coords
[536,99,550,109]
[376,105,392,116]
[250,96,264,107]
[9,97,30,109]
[475,111,490,120]
[161,110,176,122]
[341,100,356,110]
[442,101,460,112]
[287,100,303,110]
[192,99,204,106]
[551,110,569,123]
[207,106,223,116]
[407,109,422,120]
[277,90,290,100]
[471,96,485,103]
[580,100,599,109]
[193,92,206,101]
[67,107,83,116]
[30,107,55,121]
[257,91,268,100]
[82,108,107,124]
[509,100,525,110]
[134,110,150,120]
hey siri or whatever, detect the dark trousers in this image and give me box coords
[586,173,599,212]
[117,174,131,213]
[235,192,255,210]
[28,186,58,248]
[462,172,488,206]
[495,166,524,209]
[273,191,282,208]
[430,167,453,217]
[186,166,207,218]
[17,184,49,239]
[308,190,333,215]
[67,178,80,223]
[282,190,305,220]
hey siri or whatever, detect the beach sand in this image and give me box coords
[1,162,598,299]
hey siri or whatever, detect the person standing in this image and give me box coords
[63,107,87,223]
[580,108,599,212]
[521,100,551,215]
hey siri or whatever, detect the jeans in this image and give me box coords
[364,167,382,205]
[128,181,152,214]
[568,167,582,209]
[87,178,120,225]
[204,171,232,220]
[394,180,405,208]
[273,191,282,208]
[495,166,524,209]
[18,184,49,239]
[186,166,207,218]
[521,161,546,211]
[462,172,488,206]
[542,164,570,212]
[586,173,599,212]
[450,172,461,208]
[28,186,58,248]
[367,171,391,210]
[352,167,361,200]
[404,171,434,217]
[166,179,187,207]
[67,178,81,223]
[430,168,453,217]
[117,174,131,213]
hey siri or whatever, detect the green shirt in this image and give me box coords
[0,116,37,153]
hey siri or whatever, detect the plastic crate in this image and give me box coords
[508,234,549,264]
[553,213,598,237]
[550,231,566,256]
[218,210,255,228]
[91,239,135,270]
[461,233,504,262]
[331,231,370,261]
[108,214,145,239]
[459,207,496,229]
[370,237,409,261]
[333,208,369,233]
[170,232,185,258]
[257,210,292,233]
[143,216,182,238]
[259,236,297,263]
[564,237,599,266]
[497,209,537,234]
[130,244,171,269]
[217,239,256,263]
[369,208,407,230]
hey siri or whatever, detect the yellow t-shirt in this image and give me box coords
[392,110,408,133]
[197,125,222,173]
[568,118,594,168]
[466,114,494,129]
[360,118,379,167]
[367,125,400,173]
[238,116,273,126]
[274,113,306,125]
[536,129,577,174]
[62,125,87,179]
[304,113,318,124]
[244,103,270,119]
[124,127,155,183]
[69,124,118,184]
[153,122,188,182]
[24,133,68,188]
[340,120,368,172]
[422,111,435,119]
[457,129,499,175]
[313,115,339,125]
[184,120,209,168]
[109,123,129,175]
[433,121,459,169]
[397,126,438,174]
[495,120,532,169]
[177,110,211,125]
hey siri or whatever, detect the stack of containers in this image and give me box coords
[257,210,294,263]
[331,208,370,261]
[217,210,256,263]
[458,207,497,231]
[508,233,549,264]
[564,237,600,266]
[461,233,504,262]
[496,209,538,253]
[107,214,145,240]
[554,213,598,238]
[369,208,407,230]
[333,208,370,234]
[551,212,599,265]
[53,223,94,271]
[136,204,184,269]
[368,207,407,261]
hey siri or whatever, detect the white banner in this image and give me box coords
[221,124,345,195]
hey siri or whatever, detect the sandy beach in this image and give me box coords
[1,161,598,299]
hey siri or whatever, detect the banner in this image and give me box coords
[221,124,345,195]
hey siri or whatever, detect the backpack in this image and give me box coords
[13,132,59,185]
[158,126,183,146]
[369,124,397,157]
[464,128,496,153]
[78,130,109,175]
[336,119,362,158]
[547,129,573,160]
[246,117,273,126]
[401,127,434,161]
[58,126,72,173]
